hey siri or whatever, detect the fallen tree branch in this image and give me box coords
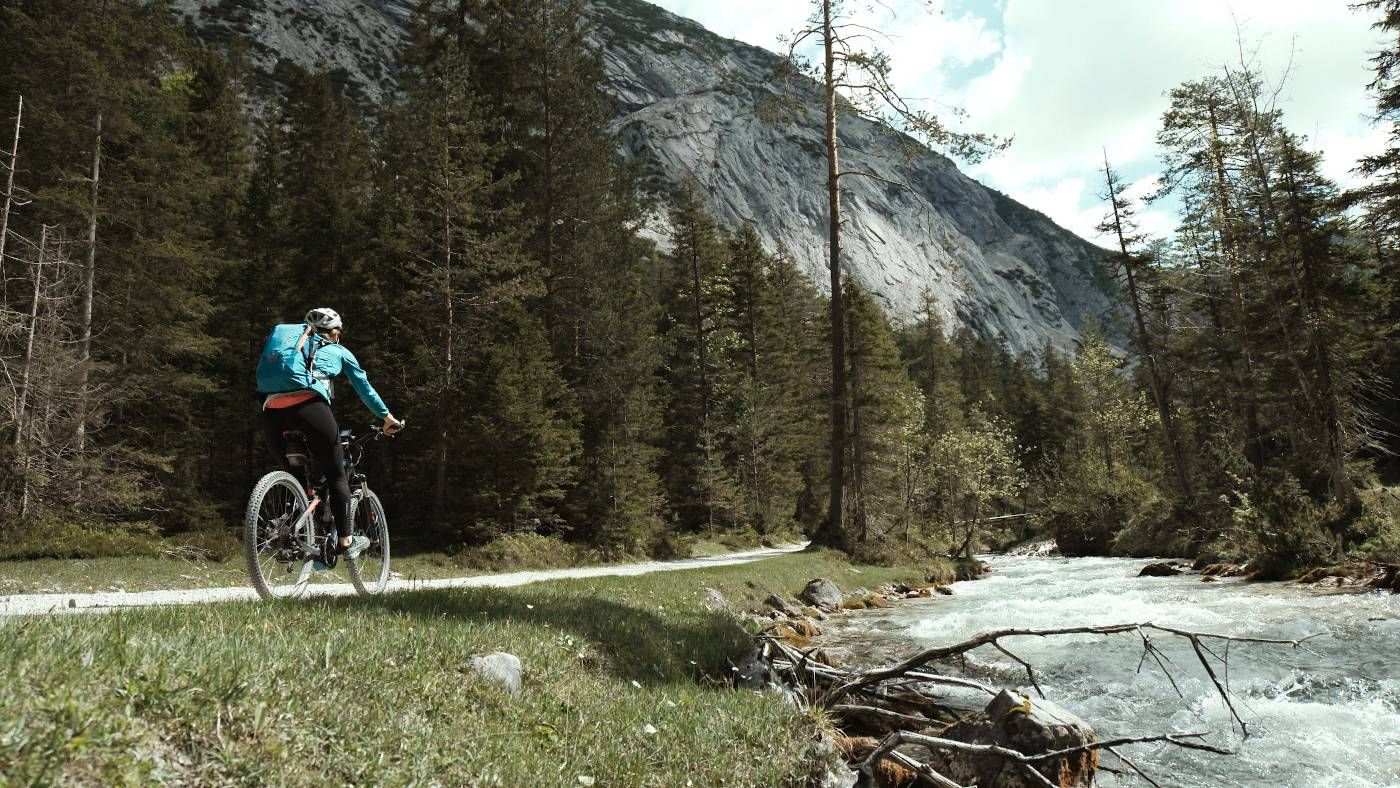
[882,748,969,788]
[861,731,1058,788]
[1106,745,1162,788]
[861,729,1232,788]
[826,622,1323,704]
[831,703,933,729]
[759,612,1315,787]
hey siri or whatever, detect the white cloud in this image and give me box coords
[649,0,1388,242]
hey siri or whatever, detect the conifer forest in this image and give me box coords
[0,0,1397,577]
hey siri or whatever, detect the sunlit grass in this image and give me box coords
[0,550,926,786]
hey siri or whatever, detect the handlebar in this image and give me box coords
[348,420,405,448]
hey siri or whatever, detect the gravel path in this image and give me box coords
[0,543,808,617]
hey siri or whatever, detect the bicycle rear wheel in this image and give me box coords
[244,471,315,600]
[347,490,391,596]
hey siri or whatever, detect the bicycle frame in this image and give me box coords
[289,427,388,557]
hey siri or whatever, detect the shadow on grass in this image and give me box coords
[331,585,750,685]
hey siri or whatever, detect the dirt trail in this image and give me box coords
[0,543,808,617]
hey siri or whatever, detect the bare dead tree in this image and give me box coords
[2,225,84,521]
[13,225,48,519]
[15,225,49,442]
[0,96,27,306]
[75,111,102,466]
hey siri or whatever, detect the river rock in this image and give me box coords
[801,579,845,610]
[1138,562,1182,577]
[934,689,1097,788]
[1369,564,1400,592]
[732,648,778,689]
[470,652,522,697]
[764,593,803,616]
[1202,563,1245,578]
[703,587,727,610]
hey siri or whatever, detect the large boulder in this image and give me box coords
[934,690,1097,788]
[801,578,845,610]
[1138,562,1182,577]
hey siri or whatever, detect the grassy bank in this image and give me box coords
[0,549,929,786]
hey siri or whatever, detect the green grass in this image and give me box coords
[0,550,927,786]
[0,553,570,596]
[0,532,809,596]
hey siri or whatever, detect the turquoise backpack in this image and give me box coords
[255,323,321,395]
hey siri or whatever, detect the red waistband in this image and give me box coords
[264,391,318,410]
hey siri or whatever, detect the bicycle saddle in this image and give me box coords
[282,431,309,467]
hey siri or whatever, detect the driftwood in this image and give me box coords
[757,618,1324,787]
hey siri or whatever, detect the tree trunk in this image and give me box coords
[819,0,849,550]
[849,308,866,543]
[1205,104,1262,468]
[689,219,710,423]
[1280,146,1359,515]
[432,201,455,528]
[15,224,47,521]
[0,96,22,306]
[76,111,102,464]
[1100,154,1193,505]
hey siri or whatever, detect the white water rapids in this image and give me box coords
[821,556,1400,787]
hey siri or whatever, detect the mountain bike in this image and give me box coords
[243,425,399,600]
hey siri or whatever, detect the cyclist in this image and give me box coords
[258,307,403,564]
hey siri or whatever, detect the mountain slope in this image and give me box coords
[173,0,1119,353]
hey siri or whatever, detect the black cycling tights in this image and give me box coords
[261,398,352,541]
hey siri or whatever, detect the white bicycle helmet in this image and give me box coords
[305,307,343,331]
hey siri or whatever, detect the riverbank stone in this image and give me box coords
[801,578,845,609]
[703,587,727,610]
[764,593,803,616]
[1202,562,1245,578]
[934,689,1097,788]
[1139,562,1182,577]
[470,652,522,697]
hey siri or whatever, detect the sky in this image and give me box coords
[650,0,1390,245]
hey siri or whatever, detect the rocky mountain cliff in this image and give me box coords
[172,0,1119,354]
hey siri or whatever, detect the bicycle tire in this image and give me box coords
[346,490,391,596]
[244,470,314,600]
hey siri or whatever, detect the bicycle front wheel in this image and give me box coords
[243,471,314,600]
[346,490,391,596]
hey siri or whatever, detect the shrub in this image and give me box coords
[1354,487,1400,563]
[1043,459,1168,557]
[453,533,599,572]
[0,515,164,560]
[164,528,242,563]
[1226,471,1340,579]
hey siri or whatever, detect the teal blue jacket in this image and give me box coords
[264,324,390,419]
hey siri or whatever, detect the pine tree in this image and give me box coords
[659,185,739,532]
[843,281,921,545]
[0,0,229,523]
[720,225,827,532]
[379,34,565,540]
[1099,152,1193,506]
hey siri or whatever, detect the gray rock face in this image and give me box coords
[174,0,1119,353]
[800,578,844,610]
[470,652,523,696]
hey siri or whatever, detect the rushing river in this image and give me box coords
[820,556,1400,787]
